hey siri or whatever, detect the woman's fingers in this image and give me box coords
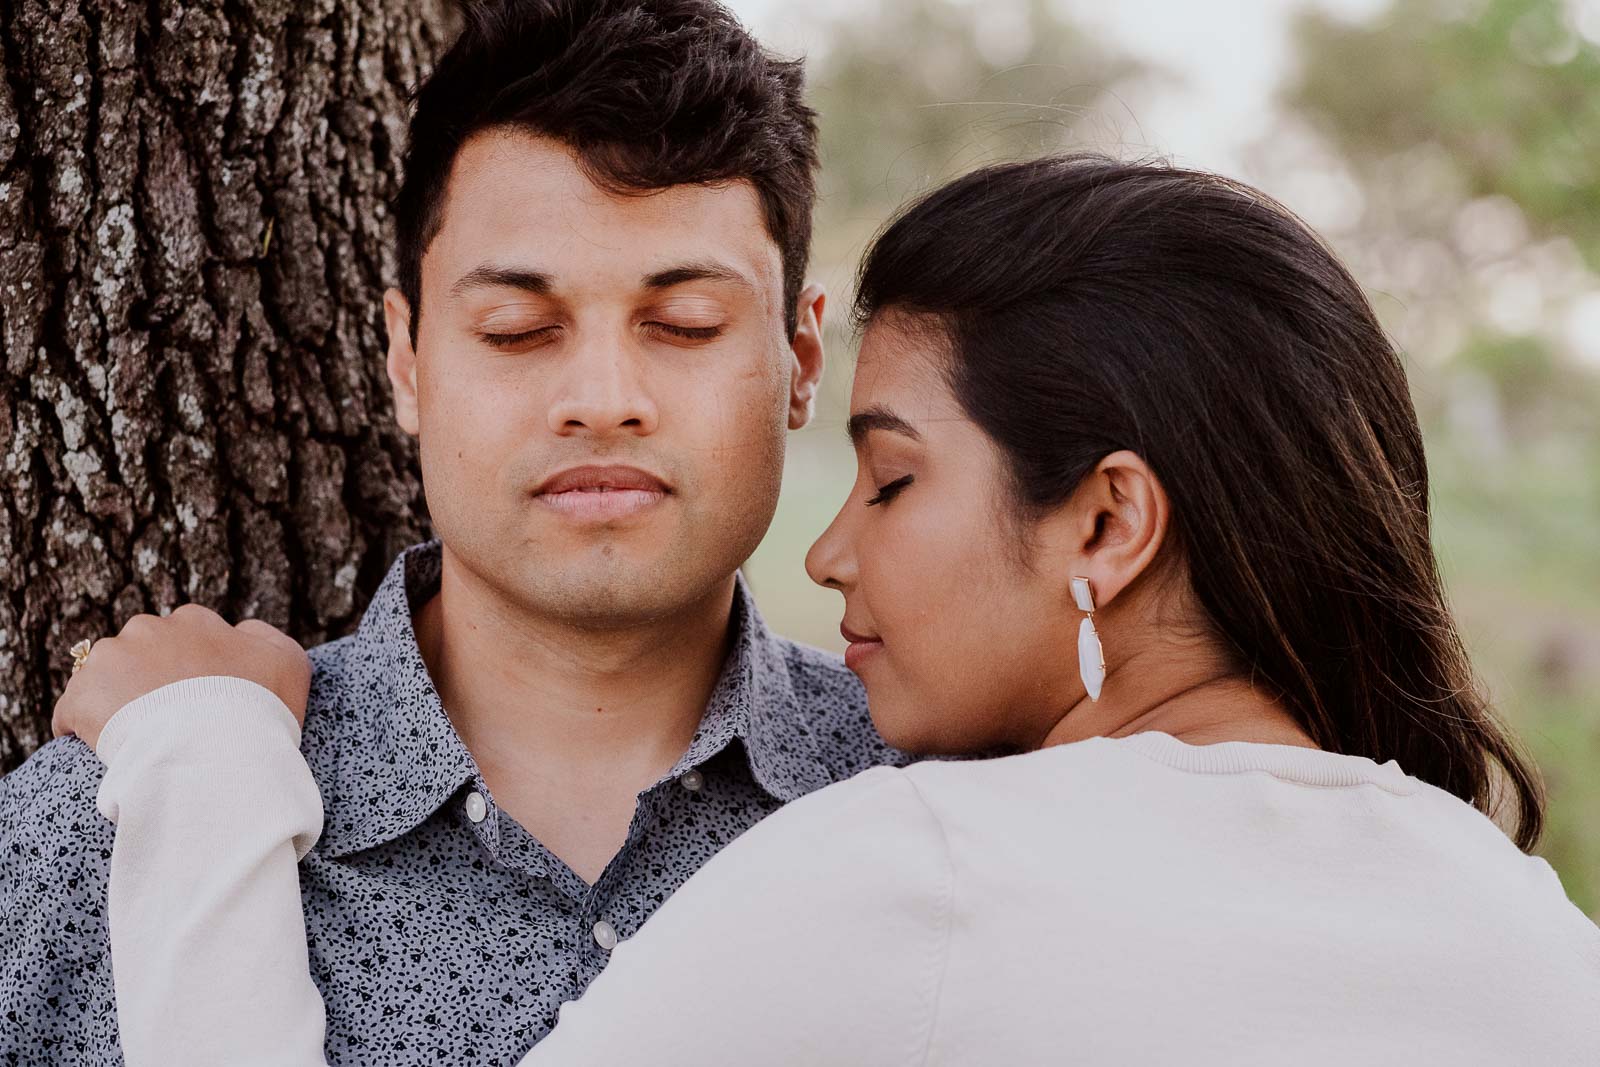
[235,619,314,726]
[50,608,314,750]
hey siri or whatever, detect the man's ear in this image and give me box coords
[787,282,826,430]
[383,288,421,437]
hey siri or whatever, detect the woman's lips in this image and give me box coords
[840,623,883,672]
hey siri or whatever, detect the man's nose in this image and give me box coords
[546,338,660,437]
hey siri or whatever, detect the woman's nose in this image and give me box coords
[805,495,858,592]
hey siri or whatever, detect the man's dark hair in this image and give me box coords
[856,154,1545,851]
[395,0,819,341]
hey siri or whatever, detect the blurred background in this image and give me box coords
[725,0,1600,916]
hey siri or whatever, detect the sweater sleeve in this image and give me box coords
[94,675,332,1067]
[520,766,954,1067]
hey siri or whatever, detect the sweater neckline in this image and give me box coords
[1116,731,1420,796]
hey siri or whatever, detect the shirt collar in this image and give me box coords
[310,540,831,858]
[667,573,833,803]
[308,541,475,858]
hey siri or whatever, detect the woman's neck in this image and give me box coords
[1036,651,1319,752]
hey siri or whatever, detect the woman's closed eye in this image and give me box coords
[865,474,914,506]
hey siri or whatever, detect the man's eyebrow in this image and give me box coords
[450,265,554,298]
[642,261,755,292]
[847,405,922,446]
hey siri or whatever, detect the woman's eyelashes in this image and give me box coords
[865,474,914,507]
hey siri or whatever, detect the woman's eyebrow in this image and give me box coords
[847,404,922,446]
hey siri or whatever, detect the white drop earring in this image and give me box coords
[1071,576,1106,701]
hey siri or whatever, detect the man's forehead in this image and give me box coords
[429,130,780,286]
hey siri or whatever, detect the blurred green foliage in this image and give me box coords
[1293,0,1600,269]
[809,0,1138,227]
[746,0,1599,916]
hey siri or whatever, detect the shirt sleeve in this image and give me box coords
[93,675,332,1067]
[520,766,954,1067]
[0,737,123,1059]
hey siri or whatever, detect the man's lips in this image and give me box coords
[533,465,670,521]
[535,464,670,495]
[840,622,883,672]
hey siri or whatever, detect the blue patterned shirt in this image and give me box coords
[0,540,902,1065]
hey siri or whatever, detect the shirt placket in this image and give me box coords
[576,784,674,964]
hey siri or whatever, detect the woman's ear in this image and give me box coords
[1044,450,1171,609]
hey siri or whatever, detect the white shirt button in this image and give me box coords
[679,769,705,793]
[464,791,488,824]
[592,920,619,951]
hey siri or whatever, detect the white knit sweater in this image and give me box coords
[94,676,1600,1066]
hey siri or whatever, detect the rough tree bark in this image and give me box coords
[0,0,458,771]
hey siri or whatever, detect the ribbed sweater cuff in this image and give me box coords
[97,675,302,766]
[94,675,319,860]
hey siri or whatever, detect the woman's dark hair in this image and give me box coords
[396,0,818,340]
[855,154,1544,850]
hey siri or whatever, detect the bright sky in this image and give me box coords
[726,0,1389,176]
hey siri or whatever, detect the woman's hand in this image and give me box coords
[51,605,312,751]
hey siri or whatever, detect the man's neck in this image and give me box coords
[411,546,737,883]
[415,550,738,776]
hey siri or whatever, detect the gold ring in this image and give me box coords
[70,638,93,675]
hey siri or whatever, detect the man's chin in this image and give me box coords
[506,555,709,629]
[444,509,756,628]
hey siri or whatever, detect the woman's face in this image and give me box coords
[805,316,1083,754]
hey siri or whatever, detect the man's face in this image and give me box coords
[385,131,823,627]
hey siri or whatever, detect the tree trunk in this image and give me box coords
[0,0,456,771]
